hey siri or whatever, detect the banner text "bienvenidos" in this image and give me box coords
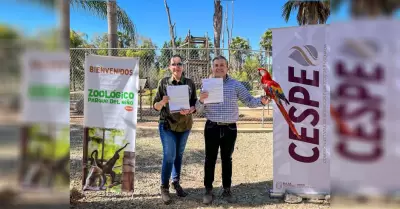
[89,66,133,76]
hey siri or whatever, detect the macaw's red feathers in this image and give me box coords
[258,68,301,139]
[274,97,301,139]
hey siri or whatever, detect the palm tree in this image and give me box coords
[117,31,133,48]
[259,29,272,73]
[23,0,136,52]
[72,0,135,56]
[70,30,90,48]
[126,40,157,79]
[229,36,251,70]
[282,0,330,25]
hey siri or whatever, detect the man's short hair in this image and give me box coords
[170,54,183,61]
[212,55,228,66]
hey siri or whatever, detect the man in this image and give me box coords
[196,55,270,204]
[153,55,197,204]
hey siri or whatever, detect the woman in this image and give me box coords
[152,54,197,204]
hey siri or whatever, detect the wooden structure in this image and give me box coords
[178,30,211,88]
[121,151,135,192]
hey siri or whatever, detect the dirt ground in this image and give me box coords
[70,125,329,209]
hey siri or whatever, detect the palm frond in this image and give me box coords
[282,1,299,23]
[282,0,330,25]
[70,0,107,18]
[116,5,136,39]
[319,1,331,23]
[70,0,135,38]
[296,3,306,25]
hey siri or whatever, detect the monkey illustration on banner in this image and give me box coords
[83,143,129,191]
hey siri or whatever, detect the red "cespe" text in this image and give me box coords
[287,66,320,163]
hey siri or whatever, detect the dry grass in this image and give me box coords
[70,125,329,209]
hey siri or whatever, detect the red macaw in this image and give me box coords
[258,68,301,139]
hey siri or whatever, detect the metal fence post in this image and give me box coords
[139,86,143,121]
[148,76,153,110]
[262,91,265,128]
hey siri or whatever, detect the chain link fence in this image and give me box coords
[70,48,273,123]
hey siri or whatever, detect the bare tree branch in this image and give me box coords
[230,0,234,44]
[164,0,177,53]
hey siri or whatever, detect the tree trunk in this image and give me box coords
[213,0,222,56]
[107,0,118,56]
[58,0,69,51]
[164,0,176,54]
[310,18,318,25]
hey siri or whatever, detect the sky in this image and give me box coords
[0,0,353,50]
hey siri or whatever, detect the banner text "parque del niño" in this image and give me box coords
[88,89,134,105]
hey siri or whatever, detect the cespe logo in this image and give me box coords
[289,45,319,66]
[286,44,321,163]
[125,106,133,112]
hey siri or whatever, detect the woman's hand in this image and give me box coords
[160,96,169,106]
[154,96,169,111]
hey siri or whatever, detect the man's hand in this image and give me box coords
[261,96,271,105]
[189,106,196,114]
[179,108,190,115]
[199,91,209,103]
[160,96,169,106]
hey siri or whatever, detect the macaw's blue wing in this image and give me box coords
[270,85,290,105]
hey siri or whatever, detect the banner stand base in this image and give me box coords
[269,189,330,203]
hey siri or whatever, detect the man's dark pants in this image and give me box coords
[203,120,237,190]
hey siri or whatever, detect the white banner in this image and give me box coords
[329,19,400,196]
[84,54,139,130]
[20,51,70,192]
[21,51,70,124]
[272,25,330,194]
[83,54,139,192]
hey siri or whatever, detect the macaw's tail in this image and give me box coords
[274,97,301,139]
[330,105,352,136]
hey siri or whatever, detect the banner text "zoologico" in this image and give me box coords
[88,89,134,105]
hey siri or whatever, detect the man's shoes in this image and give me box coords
[160,184,172,205]
[221,187,235,203]
[203,188,214,205]
[172,181,188,197]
